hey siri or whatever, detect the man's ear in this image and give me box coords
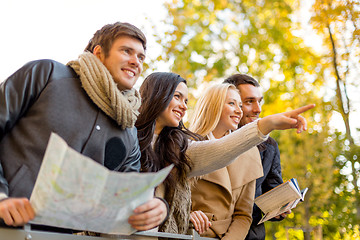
[93,45,104,61]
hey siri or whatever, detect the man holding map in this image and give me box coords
[0,22,168,232]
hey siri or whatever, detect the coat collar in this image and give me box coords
[201,131,264,196]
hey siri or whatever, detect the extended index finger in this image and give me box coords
[292,104,315,115]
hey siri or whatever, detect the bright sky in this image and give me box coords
[0,0,169,87]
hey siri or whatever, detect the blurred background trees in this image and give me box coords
[149,0,360,239]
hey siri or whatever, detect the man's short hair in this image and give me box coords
[223,73,260,87]
[85,22,147,57]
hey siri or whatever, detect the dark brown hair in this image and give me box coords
[85,22,146,57]
[223,73,260,87]
[136,72,201,192]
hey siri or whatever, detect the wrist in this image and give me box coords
[257,116,273,135]
[155,197,169,225]
[0,193,8,202]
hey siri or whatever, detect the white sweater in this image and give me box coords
[186,120,267,178]
[154,120,268,178]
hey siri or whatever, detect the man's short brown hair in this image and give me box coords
[85,22,146,57]
[223,73,260,87]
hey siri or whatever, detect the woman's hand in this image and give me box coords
[258,104,315,135]
[190,210,211,234]
[128,197,168,231]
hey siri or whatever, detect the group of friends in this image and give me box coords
[0,22,314,239]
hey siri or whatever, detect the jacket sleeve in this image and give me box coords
[261,140,285,222]
[261,140,283,194]
[222,180,255,240]
[118,127,141,172]
[0,60,52,195]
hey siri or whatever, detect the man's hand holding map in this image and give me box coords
[30,133,172,235]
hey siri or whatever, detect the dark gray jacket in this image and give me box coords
[245,137,283,240]
[0,59,141,199]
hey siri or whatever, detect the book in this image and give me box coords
[255,178,308,224]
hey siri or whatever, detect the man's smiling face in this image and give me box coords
[95,36,145,91]
[237,84,263,127]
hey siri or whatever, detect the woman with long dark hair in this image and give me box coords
[135,72,314,234]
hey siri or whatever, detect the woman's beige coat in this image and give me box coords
[191,146,263,240]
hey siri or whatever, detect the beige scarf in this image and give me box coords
[67,52,141,129]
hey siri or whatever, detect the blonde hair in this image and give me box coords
[189,83,239,137]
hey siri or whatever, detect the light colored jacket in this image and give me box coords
[191,133,263,240]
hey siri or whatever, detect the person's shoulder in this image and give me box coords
[257,136,278,151]
[7,59,70,80]
[128,126,138,135]
[26,59,77,79]
[124,126,139,140]
[265,137,278,147]
[22,59,64,68]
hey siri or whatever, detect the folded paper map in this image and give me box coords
[30,132,172,235]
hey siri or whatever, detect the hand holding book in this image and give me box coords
[255,178,308,224]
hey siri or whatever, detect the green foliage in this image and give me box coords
[155,0,360,237]
[310,0,360,233]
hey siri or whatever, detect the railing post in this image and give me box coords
[24,224,33,240]
[191,228,200,240]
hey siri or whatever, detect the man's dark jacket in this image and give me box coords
[0,59,141,199]
[245,137,283,240]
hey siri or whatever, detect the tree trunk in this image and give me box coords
[327,23,360,221]
[303,188,312,240]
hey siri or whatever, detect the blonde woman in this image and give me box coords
[189,83,263,239]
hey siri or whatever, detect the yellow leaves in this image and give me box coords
[287,211,295,219]
[322,211,330,218]
[343,225,360,240]
[213,0,229,10]
[309,215,325,225]
[203,68,219,82]
[158,0,360,233]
